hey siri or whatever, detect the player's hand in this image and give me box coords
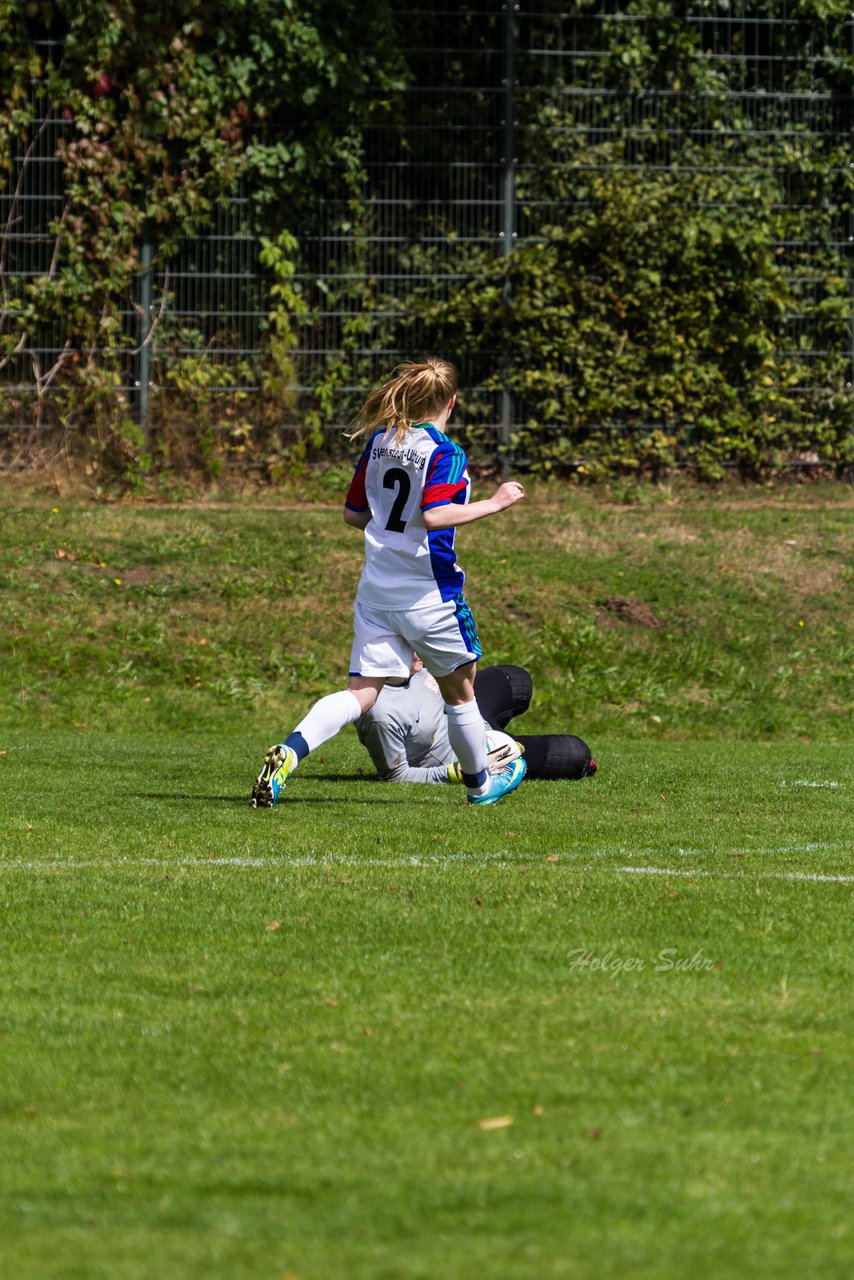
[492,480,526,511]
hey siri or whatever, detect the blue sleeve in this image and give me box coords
[422,440,469,510]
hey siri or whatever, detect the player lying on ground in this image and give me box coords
[356,658,597,784]
[251,357,527,809]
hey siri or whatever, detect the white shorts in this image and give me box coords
[349,594,483,680]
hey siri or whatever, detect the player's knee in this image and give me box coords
[347,679,384,714]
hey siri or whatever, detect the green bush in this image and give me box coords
[2,0,852,481]
[413,157,852,478]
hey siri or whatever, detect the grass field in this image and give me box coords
[1,483,852,1278]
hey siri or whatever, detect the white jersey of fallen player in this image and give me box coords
[345,423,471,611]
[355,669,524,784]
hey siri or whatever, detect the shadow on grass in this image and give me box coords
[306,772,384,783]
[129,792,260,804]
[130,786,433,806]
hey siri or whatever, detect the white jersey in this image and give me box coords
[355,669,456,783]
[345,423,471,611]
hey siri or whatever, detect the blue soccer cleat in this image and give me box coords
[250,744,297,808]
[466,756,527,806]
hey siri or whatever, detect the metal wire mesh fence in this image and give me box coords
[2,5,852,471]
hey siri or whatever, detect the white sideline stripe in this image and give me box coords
[2,849,853,884]
[615,866,854,884]
[0,840,843,873]
[777,780,841,789]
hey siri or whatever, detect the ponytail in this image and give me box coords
[349,358,458,446]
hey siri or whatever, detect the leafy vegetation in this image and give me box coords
[398,1,854,477]
[0,0,403,454]
[1,2,852,479]
[416,160,852,478]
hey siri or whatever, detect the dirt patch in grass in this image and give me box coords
[595,596,662,629]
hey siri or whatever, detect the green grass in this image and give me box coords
[1,482,851,738]
[1,484,853,1277]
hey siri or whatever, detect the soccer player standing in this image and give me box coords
[251,357,527,808]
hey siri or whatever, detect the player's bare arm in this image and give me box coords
[421,480,525,531]
[343,506,372,530]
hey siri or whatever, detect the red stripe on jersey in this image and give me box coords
[345,451,369,511]
[422,479,467,509]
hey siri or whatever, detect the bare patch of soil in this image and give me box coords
[595,596,662,628]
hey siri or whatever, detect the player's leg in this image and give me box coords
[440,664,528,805]
[435,661,490,791]
[511,733,597,780]
[250,602,410,808]
[408,595,526,806]
[469,666,595,780]
[473,665,533,729]
[250,682,383,809]
[285,677,386,760]
[412,595,488,791]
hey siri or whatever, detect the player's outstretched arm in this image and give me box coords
[358,714,453,784]
[422,481,525,531]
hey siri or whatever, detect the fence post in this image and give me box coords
[499,2,517,474]
[849,17,854,472]
[137,233,153,453]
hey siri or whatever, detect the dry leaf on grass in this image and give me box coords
[478,1115,513,1131]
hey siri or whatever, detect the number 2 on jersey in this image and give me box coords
[383,467,411,532]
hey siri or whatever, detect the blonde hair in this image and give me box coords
[349,358,458,446]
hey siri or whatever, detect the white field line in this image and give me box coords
[1,846,853,883]
[0,841,843,870]
[613,866,854,884]
[777,780,841,789]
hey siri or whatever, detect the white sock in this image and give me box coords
[445,700,489,794]
[293,690,363,753]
